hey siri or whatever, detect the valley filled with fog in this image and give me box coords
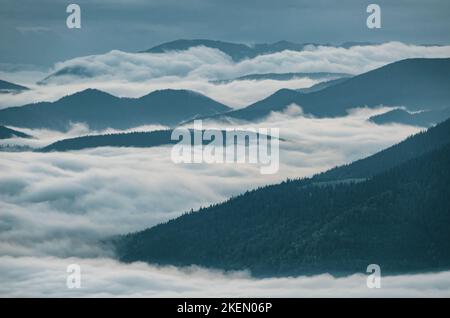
[1,42,450,297]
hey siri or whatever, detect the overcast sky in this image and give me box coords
[1,0,450,66]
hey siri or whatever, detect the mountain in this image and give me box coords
[143,39,258,61]
[143,39,375,61]
[41,40,370,83]
[314,116,450,181]
[114,119,450,277]
[0,89,231,131]
[0,79,28,94]
[40,130,176,152]
[369,107,450,127]
[39,129,272,152]
[0,126,31,139]
[211,72,350,84]
[215,58,450,121]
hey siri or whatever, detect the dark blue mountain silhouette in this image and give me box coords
[216,58,450,120]
[314,115,450,181]
[369,107,450,127]
[0,89,231,131]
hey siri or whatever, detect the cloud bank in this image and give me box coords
[0,41,445,296]
[44,42,450,83]
[0,108,420,259]
[1,256,449,297]
[1,42,450,109]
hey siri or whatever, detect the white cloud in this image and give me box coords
[43,42,450,83]
[0,123,169,149]
[0,108,420,259]
[1,42,450,109]
[0,41,445,296]
[1,256,449,297]
[0,107,434,297]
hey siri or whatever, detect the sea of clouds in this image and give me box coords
[2,256,450,297]
[1,41,450,109]
[2,107,421,256]
[0,107,430,296]
[1,41,450,297]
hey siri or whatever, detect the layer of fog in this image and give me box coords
[1,42,450,109]
[0,107,421,258]
[0,41,446,297]
[1,256,449,297]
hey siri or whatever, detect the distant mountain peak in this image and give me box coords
[59,88,118,102]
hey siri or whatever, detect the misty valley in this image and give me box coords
[1,1,450,299]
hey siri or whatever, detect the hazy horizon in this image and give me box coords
[1,0,450,66]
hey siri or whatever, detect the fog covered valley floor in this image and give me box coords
[2,111,450,296]
[1,40,450,296]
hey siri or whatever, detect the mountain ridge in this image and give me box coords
[213,58,450,121]
[0,88,231,131]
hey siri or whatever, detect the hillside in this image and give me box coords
[315,116,450,181]
[114,118,450,276]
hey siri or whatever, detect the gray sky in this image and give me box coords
[1,0,450,66]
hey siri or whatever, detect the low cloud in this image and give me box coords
[0,40,441,295]
[44,42,450,83]
[1,42,450,109]
[0,108,420,259]
[1,256,449,297]
[0,107,431,297]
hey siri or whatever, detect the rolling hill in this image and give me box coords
[0,89,231,131]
